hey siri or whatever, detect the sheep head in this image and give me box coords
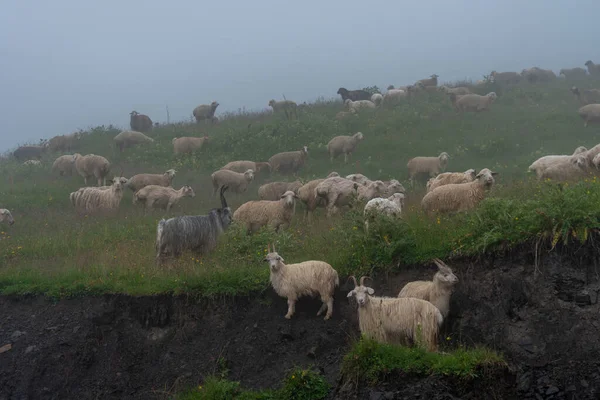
[301,146,308,156]
[439,152,450,164]
[353,132,364,141]
[388,192,405,208]
[386,179,406,194]
[264,243,284,272]
[573,146,587,155]
[337,88,348,95]
[0,209,14,225]
[165,169,177,178]
[346,275,374,306]
[570,86,580,96]
[280,190,298,207]
[243,169,255,181]
[431,74,439,79]
[464,169,476,180]
[268,99,276,107]
[432,258,459,288]
[327,171,340,178]
[486,92,498,101]
[592,154,600,169]
[182,185,196,198]
[585,60,593,67]
[210,101,219,110]
[130,111,139,116]
[475,168,498,187]
[571,154,590,170]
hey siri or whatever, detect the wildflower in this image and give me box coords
[291,375,295,379]
[514,217,519,221]
[446,336,451,341]
[17,246,22,249]
[198,385,203,390]
[352,226,357,230]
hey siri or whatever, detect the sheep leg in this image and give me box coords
[344,153,348,164]
[317,303,327,316]
[285,298,296,319]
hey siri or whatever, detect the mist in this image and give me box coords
[1,0,597,151]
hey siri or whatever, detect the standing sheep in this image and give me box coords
[173,136,209,155]
[193,101,219,123]
[426,169,476,193]
[571,87,600,106]
[268,100,298,120]
[452,92,497,112]
[268,146,308,175]
[347,276,443,352]
[490,71,521,84]
[407,152,450,185]
[0,209,15,225]
[344,99,376,113]
[258,180,302,201]
[129,111,153,133]
[398,258,458,319]
[126,169,176,192]
[522,67,556,83]
[233,190,297,233]
[370,93,383,106]
[48,132,80,152]
[337,88,371,102]
[114,130,154,152]
[578,104,600,128]
[69,176,126,214]
[264,243,339,320]
[421,168,498,215]
[221,160,271,174]
[52,154,79,176]
[585,60,600,77]
[382,89,408,107]
[560,68,588,79]
[297,172,340,221]
[211,169,254,196]
[416,74,439,87]
[133,185,195,212]
[327,132,364,163]
[75,154,111,186]
[13,145,47,161]
[363,193,405,232]
[346,173,371,186]
[315,177,386,217]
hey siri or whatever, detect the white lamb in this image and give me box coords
[407,152,449,185]
[327,132,364,163]
[211,169,254,196]
[0,209,15,225]
[233,190,297,233]
[363,193,405,232]
[344,99,376,113]
[133,185,196,212]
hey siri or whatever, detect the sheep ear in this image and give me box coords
[491,172,499,176]
[347,290,355,298]
[367,287,375,295]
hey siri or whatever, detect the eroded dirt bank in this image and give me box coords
[1,246,599,399]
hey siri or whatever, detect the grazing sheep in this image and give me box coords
[578,104,600,128]
[129,111,153,133]
[560,68,588,79]
[426,169,476,193]
[264,243,339,320]
[211,169,254,196]
[268,146,308,175]
[407,152,450,185]
[221,160,271,174]
[172,136,209,155]
[0,209,14,225]
[69,176,126,214]
[74,154,111,186]
[521,67,556,83]
[297,172,340,220]
[48,132,80,152]
[133,185,195,212]
[155,186,231,264]
[337,88,371,102]
[364,193,405,232]
[452,92,497,112]
[538,154,593,182]
[570,86,600,106]
[268,99,298,120]
[382,179,406,197]
[126,169,176,192]
[585,60,600,77]
[193,101,219,123]
[327,132,364,163]
[347,276,443,352]
[344,99,376,113]
[370,93,383,106]
[528,147,588,178]
[398,259,458,319]
[233,190,297,233]
[490,71,521,84]
[315,177,386,217]
[13,145,47,161]
[258,180,302,201]
[23,160,41,166]
[421,168,498,215]
[52,154,79,176]
[382,89,408,106]
[438,86,471,95]
[346,173,371,186]
[416,74,439,87]
[114,130,154,151]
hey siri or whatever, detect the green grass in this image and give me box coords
[1,78,600,296]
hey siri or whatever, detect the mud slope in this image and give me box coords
[1,246,600,400]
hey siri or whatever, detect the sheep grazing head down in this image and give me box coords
[475,168,498,187]
[264,243,284,272]
[347,276,374,307]
[433,258,458,287]
[0,209,15,225]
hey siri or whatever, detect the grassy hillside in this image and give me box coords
[1,77,600,297]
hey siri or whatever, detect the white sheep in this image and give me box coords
[421,168,498,215]
[0,209,15,225]
[426,169,476,193]
[327,132,364,163]
[211,169,254,196]
[133,185,196,212]
[258,180,302,201]
[407,152,449,185]
[113,130,154,151]
[268,146,308,175]
[193,101,219,123]
[23,160,41,166]
[398,258,458,319]
[268,99,298,119]
[363,193,405,232]
[521,67,556,83]
[490,71,521,84]
[370,93,383,106]
[538,154,593,182]
[172,136,209,155]
[438,86,471,95]
[585,60,600,77]
[560,68,588,79]
[570,87,600,106]
[578,104,600,128]
[69,176,126,214]
[528,146,588,178]
[347,276,443,352]
[382,89,408,106]
[52,154,78,176]
[452,92,497,112]
[382,179,406,197]
[315,177,386,217]
[297,172,340,221]
[97,177,128,190]
[344,99,376,113]
[74,154,111,186]
[416,74,439,87]
[221,160,271,174]
[125,169,176,192]
[346,173,371,186]
[264,243,339,320]
[233,190,297,233]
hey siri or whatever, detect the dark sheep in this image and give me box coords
[129,111,153,133]
[337,88,371,102]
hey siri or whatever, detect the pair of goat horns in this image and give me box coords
[348,275,370,286]
[267,243,277,253]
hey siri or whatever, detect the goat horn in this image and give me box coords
[359,276,371,286]
[348,275,358,287]
[433,258,447,268]
[220,185,228,209]
[273,242,276,252]
[268,243,271,253]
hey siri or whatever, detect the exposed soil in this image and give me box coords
[1,244,600,399]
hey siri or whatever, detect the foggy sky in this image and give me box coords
[1,0,598,151]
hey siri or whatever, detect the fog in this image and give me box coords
[1,0,597,151]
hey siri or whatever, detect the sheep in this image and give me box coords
[133,185,195,212]
[585,60,600,77]
[221,160,271,174]
[363,193,405,232]
[268,146,308,175]
[0,209,14,225]
[193,101,219,123]
[451,92,497,112]
[126,169,176,192]
[398,259,458,319]
[337,88,371,102]
[528,146,589,178]
[560,68,588,79]
[421,168,498,215]
[114,130,154,151]
[264,243,339,320]
[172,136,209,155]
[233,190,297,233]
[382,89,408,106]
[315,177,386,217]
[52,154,79,176]
[97,177,128,190]
[570,86,600,106]
[521,67,556,83]
[74,154,111,186]
[327,132,364,163]
[155,186,231,264]
[344,99,376,113]
[48,132,80,152]
[381,179,406,197]
[370,93,383,106]
[416,74,439,87]
[538,154,593,182]
[23,160,41,166]
[211,169,254,196]
[258,180,302,201]
[129,111,153,132]
[489,71,521,84]
[297,172,340,221]
[426,169,476,193]
[347,276,443,352]
[268,99,298,120]
[407,152,450,185]
[438,86,471,95]
[578,104,600,128]
[346,174,371,186]
[13,145,47,161]
[69,176,126,214]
